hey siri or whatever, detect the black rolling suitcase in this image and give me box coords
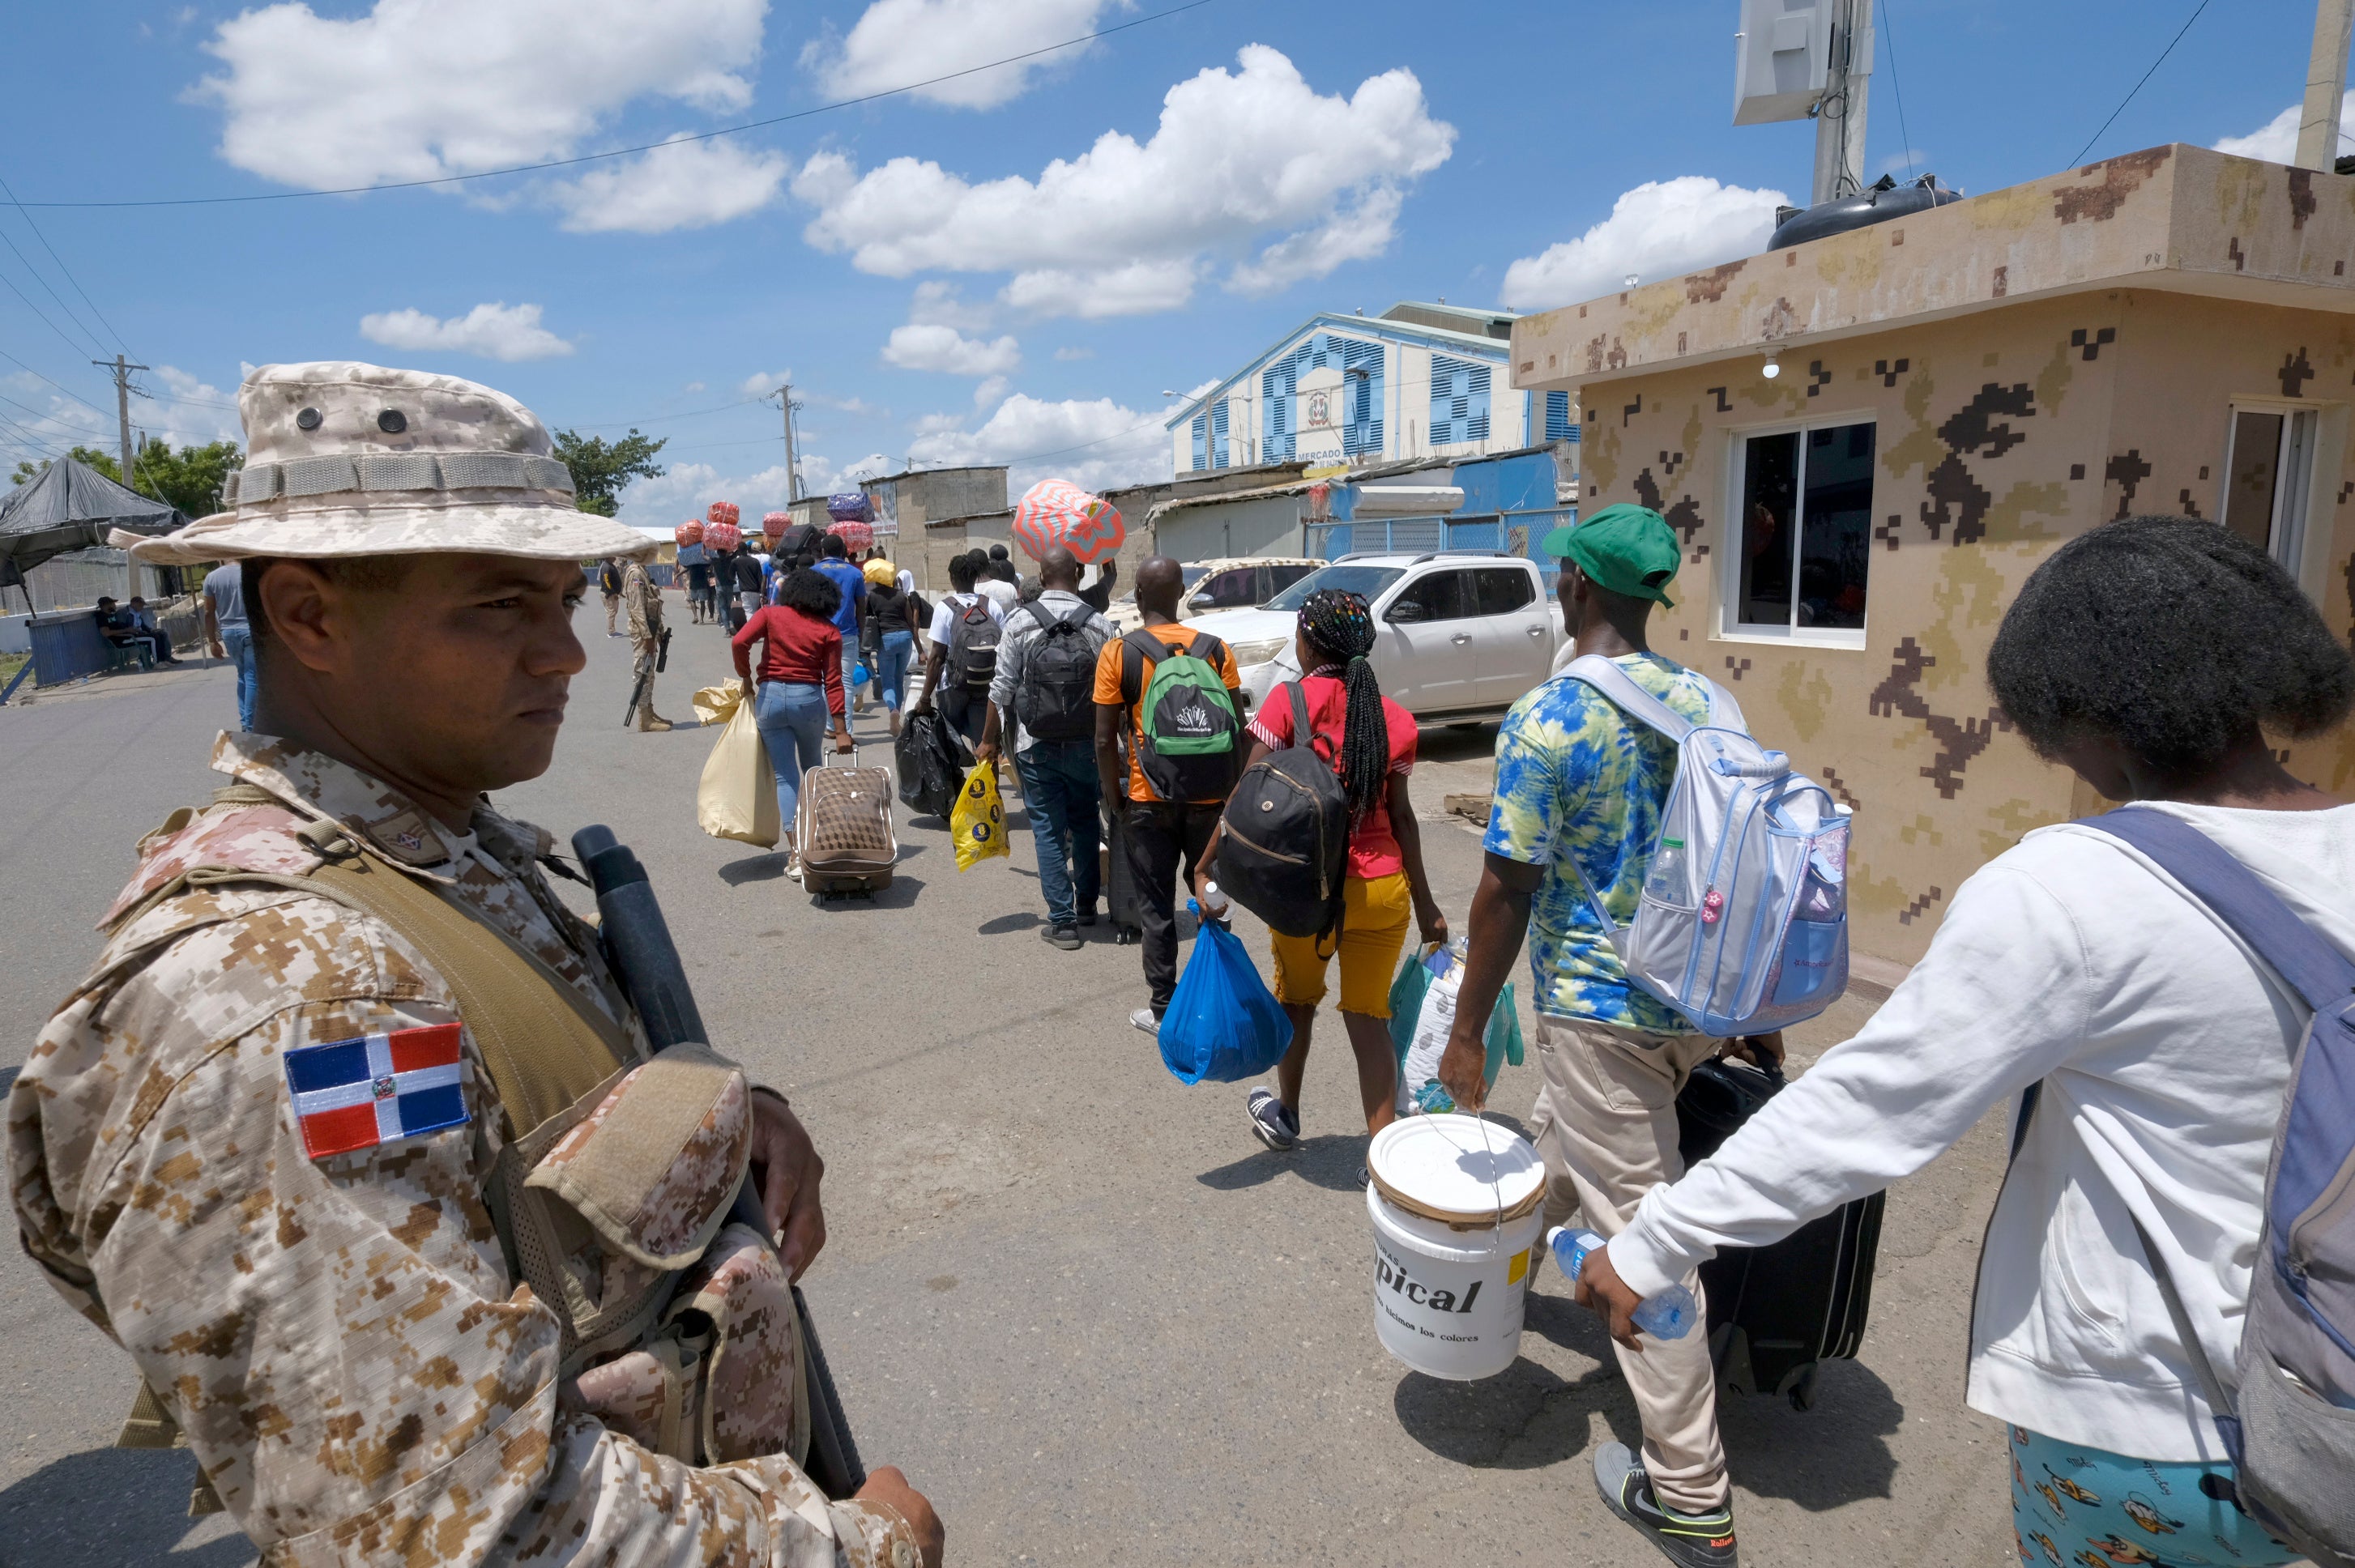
[1101,810,1143,945]
[1675,1056,1884,1411]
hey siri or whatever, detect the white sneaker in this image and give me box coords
[1129,1007,1159,1036]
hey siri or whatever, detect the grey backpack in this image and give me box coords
[2076,807,2355,1564]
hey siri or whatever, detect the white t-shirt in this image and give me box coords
[976,578,1018,616]
[1611,801,2355,1460]
[927,591,1004,646]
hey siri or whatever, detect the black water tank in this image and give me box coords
[1767,173,1963,250]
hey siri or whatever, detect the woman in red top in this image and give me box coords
[1200,589,1447,1156]
[732,567,851,871]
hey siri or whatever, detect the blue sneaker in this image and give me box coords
[1593,1442,1738,1568]
[1246,1086,1299,1151]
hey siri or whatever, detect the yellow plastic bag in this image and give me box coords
[692,682,742,727]
[949,761,1010,871]
[697,697,779,847]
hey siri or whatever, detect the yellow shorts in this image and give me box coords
[1269,872,1412,1016]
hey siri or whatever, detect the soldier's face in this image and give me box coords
[278,552,588,797]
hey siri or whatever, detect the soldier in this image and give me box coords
[7,362,942,1568]
[625,551,673,732]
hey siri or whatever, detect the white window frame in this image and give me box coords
[2217,398,2336,595]
[1717,414,1876,650]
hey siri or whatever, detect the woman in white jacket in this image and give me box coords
[1579,516,2353,1566]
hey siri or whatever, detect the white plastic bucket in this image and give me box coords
[1364,1114,1547,1380]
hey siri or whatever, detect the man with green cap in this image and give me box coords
[1428,504,1778,1568]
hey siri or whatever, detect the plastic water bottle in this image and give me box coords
[1412,1079,1457,1114]
[1642,837,1688,902]
[1199,880,1231,920]
[1547,1225,1696,1340]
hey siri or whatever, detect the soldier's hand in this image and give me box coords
[748,1091,826,1280]
[855,1466,943,1568]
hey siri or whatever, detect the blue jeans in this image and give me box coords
[753,681,830,833]
[875,629,915,711]
[1014,738,1102,927]
[220,624,256,731]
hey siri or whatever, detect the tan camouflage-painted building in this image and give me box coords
[1513,143,2355,969]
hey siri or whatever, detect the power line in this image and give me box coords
[574,393,776,430]
[1876,0,1915,182]
[0,255,105,361]
[0,343,114,420]
[0,222,107,357]
[0,173,131,354]
[2067,0,2211,168]
[16,0,1218,211]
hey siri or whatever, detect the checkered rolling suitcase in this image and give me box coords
[797,743,896,898]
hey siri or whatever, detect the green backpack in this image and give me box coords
[1120,628,1244,801]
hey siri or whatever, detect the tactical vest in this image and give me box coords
[110,787,809,1515]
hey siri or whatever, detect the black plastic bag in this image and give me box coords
[895,710,965,820]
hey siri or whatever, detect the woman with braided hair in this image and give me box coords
[1198,588,1448,1160]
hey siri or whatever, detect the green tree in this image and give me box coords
[551,428,667,517]
[11,437,245,518]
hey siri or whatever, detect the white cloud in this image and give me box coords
[807,0,1112,111]
[973,374,1009,408]
[792,45,1454,317]
[1500,176,1788,313]
[552,135,789,232]
[909,280,994,330]
[881,322,1022,375]
[359,300,575,361]
[738,369,790,397]
[2215,91,2355,163]
[683,381,706,392]
[907,391,1167,492]
[1052,345,1094,361]
[0,365,245,483]
[196,0,766,188]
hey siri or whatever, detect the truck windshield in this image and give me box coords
[1262,563,1405,612]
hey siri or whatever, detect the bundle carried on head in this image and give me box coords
[706,521,742,552]
[707,501,740,527]
[675,520,705,548]
[1297,588,1388,822]
[826,492,872,523]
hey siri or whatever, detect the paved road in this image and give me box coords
[0,618,2012,1566]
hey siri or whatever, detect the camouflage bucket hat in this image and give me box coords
[119,361,655,566]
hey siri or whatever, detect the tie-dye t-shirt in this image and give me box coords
[1484,653,1714,1032]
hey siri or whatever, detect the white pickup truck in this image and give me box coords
[1182,552,1562,726]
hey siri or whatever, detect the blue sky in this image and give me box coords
[0,0,2344,520]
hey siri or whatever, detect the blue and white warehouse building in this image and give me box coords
[1167,301,1579,475]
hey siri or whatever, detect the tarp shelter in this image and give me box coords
[0,457,186,607]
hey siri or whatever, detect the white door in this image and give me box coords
[1468,565,1554,705]
[1374,568,1480,716]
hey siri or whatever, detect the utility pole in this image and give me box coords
[1811,0,1874,205]
[2295,0,2355,171]
[774,383,805,501]
[94,352,149,491]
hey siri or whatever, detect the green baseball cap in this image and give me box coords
[1537,503,1682,607]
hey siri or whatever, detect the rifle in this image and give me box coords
[655,624,672,672]
[569,824,868,1501]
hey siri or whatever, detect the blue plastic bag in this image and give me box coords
[1158,902,1293,1084]
[1388,942,1437,1074]
[852,661,871,687]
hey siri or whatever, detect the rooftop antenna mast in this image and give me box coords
[1733,0,1874,205]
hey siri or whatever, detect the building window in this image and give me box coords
[1544,390,1576,443]
[1190,412,1208,472]
[1431,356,1491,445]
[1212,399,1231,471]
[2221,403,2317,573]
[1730,420,1875,637]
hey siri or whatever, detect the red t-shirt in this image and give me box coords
[1246,671,1415,880]
[732,605,845,717]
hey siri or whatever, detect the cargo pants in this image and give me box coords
[1528,1012,1729,1514]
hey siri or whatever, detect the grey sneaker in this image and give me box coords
[1593,1442,1737,1568]
[1044,924,1082,952]
[1129,1007,1160,1036]
[1246,1086,1299,1151]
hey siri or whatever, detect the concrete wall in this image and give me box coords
[1152,494,1308,564]
[1574,288,2355,966]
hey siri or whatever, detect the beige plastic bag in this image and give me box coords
[692,682,742,727]
[698,697,779,847]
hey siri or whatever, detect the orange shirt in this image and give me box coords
[1091,622,1244,803]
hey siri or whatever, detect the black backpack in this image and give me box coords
[946,595,1001,694]
[1014,600,1099,741]
[1217,682,1350,939]
[599,560,623,594]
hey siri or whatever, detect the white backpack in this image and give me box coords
[1561,655,1852,1036]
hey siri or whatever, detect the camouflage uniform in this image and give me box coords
[625,560,668,730]
[7,731,919,1567]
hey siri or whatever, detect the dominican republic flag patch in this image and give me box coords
[284,1024,469,1159]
